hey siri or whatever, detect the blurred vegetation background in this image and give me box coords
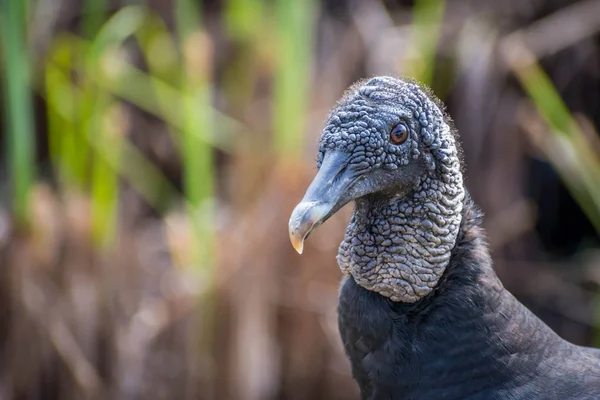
[1,0,600,399]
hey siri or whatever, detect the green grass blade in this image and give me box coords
[83,0,108,39]
[273,0,316,158]
[176,0,215,269]
[510,55,600,232]
[1,0,36,226]
[45,39,73,185]
[90,103,121,247]
[406,0,446,85]
[225,0,264,42]
[45,36,90,188]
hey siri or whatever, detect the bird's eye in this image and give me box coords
[390,124,409,144]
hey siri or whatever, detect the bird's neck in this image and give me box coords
[337,199,569,397]
[337,171,465,302]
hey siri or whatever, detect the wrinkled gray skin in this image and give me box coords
[320,76,464,302]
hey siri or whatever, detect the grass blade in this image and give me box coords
[273,0,315,158]
[405,0,446,85]
[1,0,36,226]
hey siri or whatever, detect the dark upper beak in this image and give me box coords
[288,151,357,254]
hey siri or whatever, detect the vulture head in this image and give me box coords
[289,76,465,302]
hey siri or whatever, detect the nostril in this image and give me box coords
[331,164,349,184]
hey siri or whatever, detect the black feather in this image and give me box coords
[338,194,600,399]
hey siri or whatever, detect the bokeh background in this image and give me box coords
[1,0,600,399]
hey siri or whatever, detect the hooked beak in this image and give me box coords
[289,151,357,254]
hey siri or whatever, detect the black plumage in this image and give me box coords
[339,196,600,399]
[289,76,600,399]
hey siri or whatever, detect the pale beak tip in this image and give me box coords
[289,232,305,255]
[289,201,332,256]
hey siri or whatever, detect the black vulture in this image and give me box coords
[288,76,600,399]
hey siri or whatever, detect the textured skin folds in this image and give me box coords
[337,172,463,302]
[296,76,600,399]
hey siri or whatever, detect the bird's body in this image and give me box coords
[288,76,600,399]
[339,195,600,399]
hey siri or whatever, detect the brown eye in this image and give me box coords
[390,124,409,144]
